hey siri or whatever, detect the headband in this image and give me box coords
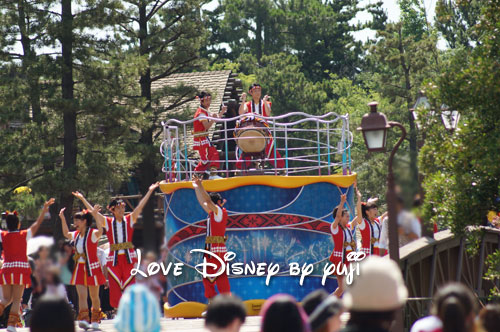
[5,210,18,216]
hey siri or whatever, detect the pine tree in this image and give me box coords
[110,0,206,252]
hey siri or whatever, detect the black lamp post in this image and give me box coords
[358,101,406,264]
[358,101,407,332]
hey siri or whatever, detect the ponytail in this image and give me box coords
[440,297,467,332]
[433,283,476,332]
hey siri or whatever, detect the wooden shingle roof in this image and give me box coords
[152,70,242,156]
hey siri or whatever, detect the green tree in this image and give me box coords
[366,20,439,198]
[207,0,386,80]
[110,0,206,251]
[205,0,282,65]
[419,0,500,296]
[398,0,429,40]
[0,1,140,238]
[435,0,482,49]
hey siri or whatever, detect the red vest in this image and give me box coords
[330,224,354,264]
[193,107,209,141]
[74,228,101,276]
[105,214,137,266]
[245,101,271,116]
[206,207,228,253]
[360,218,381,255]
[1,230,30,273]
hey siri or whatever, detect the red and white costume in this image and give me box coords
[70,228,106,286]
[236,101,285,169]
[0,229,32,287]
[329,223,355,273]
[193,107,220,173]
[203,206,231,299]
[358,218,381,256]
[104,214,137,308]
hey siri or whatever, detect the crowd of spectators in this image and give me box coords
[17,255,499,332]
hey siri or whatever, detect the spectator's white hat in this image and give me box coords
[343,256,408,311]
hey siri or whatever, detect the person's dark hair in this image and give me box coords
[73,211,93,227]
[30,295,75,332]
[332,207,346,219]
[479,304,500,332]
[6,214,20,231]
[432,283,477,332]
[261,294,308,332]
[209,192,223,205]
[205,294,246,328]
[248,83,261,92]
[198,91,211,100]
[302,290,343,332]
[108,198,124,209]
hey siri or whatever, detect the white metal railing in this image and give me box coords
[161,112,353,181]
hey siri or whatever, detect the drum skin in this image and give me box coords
[235,116,270,153]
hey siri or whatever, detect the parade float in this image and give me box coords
[159,111,355,317]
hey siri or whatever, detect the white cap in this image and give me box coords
[343,256,408,311]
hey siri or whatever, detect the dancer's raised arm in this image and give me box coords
[350,183,363,227]
[192,175,218,214]
[59,207,71,240]
[332,194,347,229]
[72,191,106,226]
[131,182,159,223]
[30,198,55,236]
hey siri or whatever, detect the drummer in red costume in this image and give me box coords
[329,187,362,298]
[193,91,227,180]
[72,182,159,308]
[0,198,54,332]
[192,175,231,300]
[237,83,285,169]
[359,197,387,257]
[59,205,105,329]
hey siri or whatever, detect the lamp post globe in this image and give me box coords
[357,102,391,152]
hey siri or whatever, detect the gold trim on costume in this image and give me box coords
[205,236,227,244]
[344,241,356,249]
[110,242,134,251]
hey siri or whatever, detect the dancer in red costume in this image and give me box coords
[60,205,105,329]
[359,196,387,257]
[193,91,227,179]
[237,83,285,169]
[329,188,361,298]
[192,175,231,300]
[0,198,54,332]
[72,182,159,308]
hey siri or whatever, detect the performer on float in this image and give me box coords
[359,196,387,257]
[193,91,227,180]
[59,205,105,329]
[0,198,54,332]
[237,83,285,169]
[192,175,231,300]
[329,188,361,298]
[72,182,159,308]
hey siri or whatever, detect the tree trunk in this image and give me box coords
[58,0,77,239]
[255,13,263,65]
[17,0,42,123]
[138,3,157,253]
[398,26,418,194]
